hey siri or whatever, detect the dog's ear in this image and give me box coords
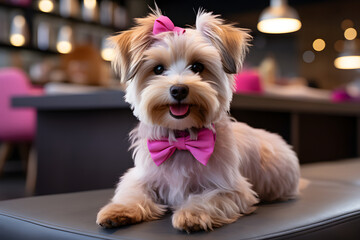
[196,11,251,74]
[109,12,159,83]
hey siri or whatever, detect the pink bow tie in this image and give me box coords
[147,128,216,166]
[153,16,185,35]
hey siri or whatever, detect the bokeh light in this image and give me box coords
[101,48,114,61]
[341,19,354,31]
[303,50,315,63]
[10,34,25,47]
[84,0,96,9]
[344,28,357,40]
[313,39,326,52]
[38,0,54,13]
[56,41,72,54]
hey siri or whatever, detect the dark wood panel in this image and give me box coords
[36,109,137,195]
[298,114,357,164]
[230,109,292,144]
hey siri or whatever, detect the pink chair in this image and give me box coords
[0,68,43,195]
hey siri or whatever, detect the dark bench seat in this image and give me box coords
[1,159,360,240]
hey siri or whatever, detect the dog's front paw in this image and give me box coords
[172,209,214,232]
[96,203,143,228]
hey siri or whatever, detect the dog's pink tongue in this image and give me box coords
[170,104,189,116]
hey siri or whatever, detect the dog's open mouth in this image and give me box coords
[169,104,190,119]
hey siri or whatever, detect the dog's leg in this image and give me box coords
[172,187,258,232]
[96,168,166,228]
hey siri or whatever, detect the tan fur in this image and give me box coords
[172,209,214,232]
[109,12,160,83]
[196,11,251,74]
[97,200,166,228]
[96,168,167,227]
[97,9,300,232]
[140,74,219,129]
[97,203,146,227]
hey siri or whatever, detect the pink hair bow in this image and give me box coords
[147,127,216,166]
[153,16,186,35]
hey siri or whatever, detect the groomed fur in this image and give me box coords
[97,9,300,232]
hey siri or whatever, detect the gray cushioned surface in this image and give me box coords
[0,178,360,240]
[0,182,360,240]
[301,158,360,186]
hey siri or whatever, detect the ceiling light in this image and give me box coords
[334,40,360,69]
[258,0,301,34]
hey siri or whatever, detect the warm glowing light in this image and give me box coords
[38,0,54,13]
[312,39,326,52]
[257,18,301,34]
[56,41,72,54]
[57,26,72,54]
[341,19,354,31]
[10,15,27,46]
[84,0,96,9]
[344,28,357,40]
[10,34,25,46]
[334,56,360,69]
[101,48,114,61]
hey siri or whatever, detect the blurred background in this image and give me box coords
[1,0,360,90]
[1,0,360,200]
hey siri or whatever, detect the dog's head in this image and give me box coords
[110,8,250,130]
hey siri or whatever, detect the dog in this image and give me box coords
[96,8,300,232]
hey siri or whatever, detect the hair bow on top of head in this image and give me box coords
[153,16,186,35]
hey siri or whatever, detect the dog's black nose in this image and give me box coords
[170,84,189,101]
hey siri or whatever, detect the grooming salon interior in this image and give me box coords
[0,0,360,239]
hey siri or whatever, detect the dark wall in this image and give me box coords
[142,0,332,27]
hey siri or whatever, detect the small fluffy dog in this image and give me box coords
[97,8,300,232]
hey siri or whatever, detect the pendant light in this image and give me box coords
[101,35,114,61]
[82,0,98,22]
[334,40,360,69]
[9,14,28,47]
[56,25,73,54]
[258,0,302,34]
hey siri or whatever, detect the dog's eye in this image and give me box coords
[154,65,165,75]
[190,62,204,73]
